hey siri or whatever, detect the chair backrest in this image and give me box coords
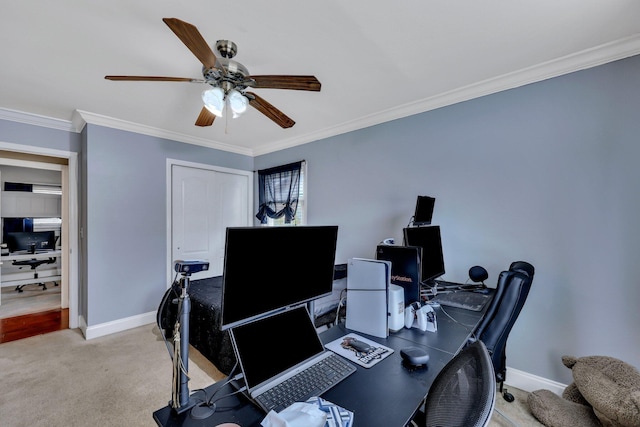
[509,260,535,279]
[478,269,533,381]
[424,340,496,427]
[472,270,511,340]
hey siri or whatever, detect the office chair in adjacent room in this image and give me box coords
[418,340,496,427]
[472,264,534,402]
[12,257,58,292]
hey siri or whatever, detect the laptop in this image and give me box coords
[229,305,357,413]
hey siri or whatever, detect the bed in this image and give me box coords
[186,267,347,376]
[188,276,237,375]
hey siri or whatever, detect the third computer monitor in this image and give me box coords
[403,225,445,286]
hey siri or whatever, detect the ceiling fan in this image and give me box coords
[105,18,321,129]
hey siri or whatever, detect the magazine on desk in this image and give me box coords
[325,333,394,368]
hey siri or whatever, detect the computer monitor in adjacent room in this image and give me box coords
[412,196,435,226]
[403,225,445,286]
[5,230,56,253]
[220,225,339,330]
[3,217,34,243]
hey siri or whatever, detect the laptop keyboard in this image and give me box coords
[254,353,356,413]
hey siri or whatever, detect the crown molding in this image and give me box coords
[72,110,253,156]
[4,34,640,158]
[0,108,77,133]
[254,34,640,155]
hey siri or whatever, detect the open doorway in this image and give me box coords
[0,165,62,319]
[0,146,78,343]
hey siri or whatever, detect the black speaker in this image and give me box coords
[469,265,488,283]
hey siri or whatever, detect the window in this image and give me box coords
[255,161,306,226]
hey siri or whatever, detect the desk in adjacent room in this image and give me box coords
[153,301,487,427]
[0,250,62,306]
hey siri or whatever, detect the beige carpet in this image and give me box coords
[0,324,544,426]
[0,325,223,427]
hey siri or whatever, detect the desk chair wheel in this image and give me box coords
[15,282,49,292]
[503,391,515,402]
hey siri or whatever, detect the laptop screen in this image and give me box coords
[230,306,325,391]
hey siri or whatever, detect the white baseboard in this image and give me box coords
[82,311,156,340]
[504,366,567,396]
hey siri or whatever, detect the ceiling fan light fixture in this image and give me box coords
[202,87,224,117]
[227,89,248,117]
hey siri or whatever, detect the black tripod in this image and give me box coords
[170,270,197,413]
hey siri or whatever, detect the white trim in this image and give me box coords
[3,35,639,157]
[0,141,79,329]
[73,110,253,157]
[165,158,254,287]
[0,108,77,133]
[504,366,567,396]
[82,311,156,340]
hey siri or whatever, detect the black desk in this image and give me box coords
[153,303,487,426]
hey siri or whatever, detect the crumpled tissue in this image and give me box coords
[260,397,353,427]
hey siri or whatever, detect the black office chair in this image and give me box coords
[418,340,496,427]
[13,257,58,292]
[474,265,534,402]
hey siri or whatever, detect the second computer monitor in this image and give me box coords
[403,225,445,285]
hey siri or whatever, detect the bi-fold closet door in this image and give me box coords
[170,163,252,280]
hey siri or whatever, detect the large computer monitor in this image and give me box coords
[5,231,56,253]
[403,225,445,286]
[221,225,339,330]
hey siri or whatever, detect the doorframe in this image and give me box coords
[166,158,253,287]
[0,141,79,328]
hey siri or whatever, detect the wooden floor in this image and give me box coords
[0,308,68,343]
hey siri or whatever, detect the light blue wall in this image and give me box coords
[0,118,253,328]
[255,54,640,385]
[0,119,81,153]
[81,125,253,325]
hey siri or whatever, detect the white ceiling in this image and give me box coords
[2,1,640,156]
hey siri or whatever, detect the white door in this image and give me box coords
[171,164,251,280]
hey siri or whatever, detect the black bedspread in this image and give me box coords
[188,276,236,375]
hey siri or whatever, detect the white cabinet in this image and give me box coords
[1,191,61,217]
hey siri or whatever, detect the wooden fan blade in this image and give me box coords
[162,18,218,70]
[246,92,295,128]
[248,75,321,91]
[195,107,216,127]
[105,75,203,82]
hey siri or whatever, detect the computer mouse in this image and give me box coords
[400,346,430,367]
[342,337,374,353]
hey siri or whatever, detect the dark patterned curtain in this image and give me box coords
[255,161,303,224]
